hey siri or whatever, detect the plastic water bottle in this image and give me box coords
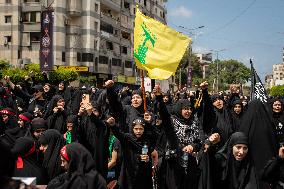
[181,152,188,168]
[142,144,148,155]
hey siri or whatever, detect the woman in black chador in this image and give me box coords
[77,101,109,180]
[1,112,32,148]
[38,129,66,182]
[107,116,154,189]
[160,98,201,189]
[47,142,107,189]
[44,95,68,134]
[214,132,259,189]
[11,136,47,184]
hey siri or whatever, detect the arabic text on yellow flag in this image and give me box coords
[134,9,191,80]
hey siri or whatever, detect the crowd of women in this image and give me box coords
[0,73,284,189]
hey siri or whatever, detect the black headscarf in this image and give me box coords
[48,143,107,189]
[45,95,68,134]
[230,99,244,132]
[215,132,258,189]
[11,136,48,184]
[38,129,65,181]
[44,95,64,119]
[172,99,192,123]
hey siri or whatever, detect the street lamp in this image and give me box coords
[176,25,205,90]
[210,49,226,92]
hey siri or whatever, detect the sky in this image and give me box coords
[166,0,284,81]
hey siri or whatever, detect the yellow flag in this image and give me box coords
[134,9,191,80]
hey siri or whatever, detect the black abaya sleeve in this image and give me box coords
[201,89,217,135]
[155,95,179,150]
[261,156,284,184]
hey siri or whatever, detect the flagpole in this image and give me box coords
[140,69,147,112]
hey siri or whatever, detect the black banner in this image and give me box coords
[250,59,268,103]
[40,9,54,71]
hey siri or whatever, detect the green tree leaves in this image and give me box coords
[270,85,284,97]
[0,61,78,84]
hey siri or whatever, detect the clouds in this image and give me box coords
[168,6,192,18]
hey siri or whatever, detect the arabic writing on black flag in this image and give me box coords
[250,59,268,103]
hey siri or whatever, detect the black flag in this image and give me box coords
[40,9,54,71]
[250,59,268,103]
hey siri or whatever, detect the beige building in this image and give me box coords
[0,0,167,84]
[195,53,212,79]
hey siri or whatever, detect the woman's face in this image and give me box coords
[213,99,224,109]
[131,94,142,108]
[61,155,69,170]
[233,104,242,115]
[58,83,65,91]
[133,124,144,138]
[181,107,192,119]
[273,100,282,113]
[232,144,248,161]
[67,122,73,131]
[2,114,9,123]
[163,96,169,103]
[18,119,25,127]
[57,99,65,107]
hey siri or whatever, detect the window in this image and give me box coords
[77,52,81,62]
[121,46,127,54]
[114,29,119,36]
[62,52,65,62]
[124,2,130,9]
[99,56,108,64]
[94,21,98,32]
[5,16,12,23]
[144,0,147,6]
[106,41,113,50]
[121,31,130,40]
[4,36,12,43]
[94,39,98,50]
[82,53,94,62]
[155,8,157,13]
[30,12,37,22]
[5,0,11,4]
[125,61,132,68]
[112,58,121,66]
[30,32,40,42]
[22,12,40,23]
[95,3,99,12]
[24,0,40,2]
[100,21,113,34]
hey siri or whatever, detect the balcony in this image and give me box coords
[100,31,120,44]
[100,13,120,27]
[22,23,40,32]
[66,25,81,35]
[67,0,82,17]
[100,0,121,12]
[22,3,41,12]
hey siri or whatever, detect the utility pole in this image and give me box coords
[210,49,226,92]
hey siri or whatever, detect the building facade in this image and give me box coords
[195,52,212,79]
[0,0,167,84]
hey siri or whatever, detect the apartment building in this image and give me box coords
[0,0,167,84]
[195,53,212,79]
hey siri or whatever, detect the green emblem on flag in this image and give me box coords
[134,22,156,65]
